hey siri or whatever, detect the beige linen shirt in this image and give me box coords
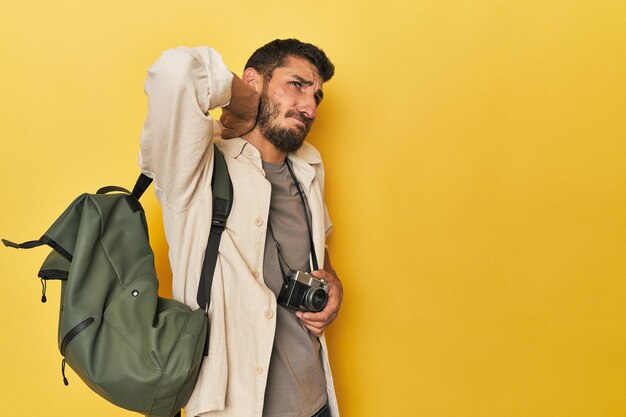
[138,46,339,417]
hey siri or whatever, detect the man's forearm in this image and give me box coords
[139,46,234,206]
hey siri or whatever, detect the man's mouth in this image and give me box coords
[287,112,312,131]
[291,117,305,127]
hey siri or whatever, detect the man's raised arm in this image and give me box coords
[139,46,257,208]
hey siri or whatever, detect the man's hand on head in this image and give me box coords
[220,73,260,139]
[296,268,343,337]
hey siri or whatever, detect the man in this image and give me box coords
[139,39,342,417]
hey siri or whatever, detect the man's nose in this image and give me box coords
[297,95,317,120]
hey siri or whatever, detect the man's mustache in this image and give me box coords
[285,110,313,131]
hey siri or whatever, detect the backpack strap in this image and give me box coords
[95,173,152,198]
[131,173,153,199]
[96,185,131,195]
[197,145,233,311]
[2,239,45,249]
[110,157,226,311]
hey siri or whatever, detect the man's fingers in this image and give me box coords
[299,305,336,323]
[305,313,337,327]
[303,325,323,337]
[310,269,334,282]
[219,109,256,139]
[301,319,329,336]
[298,311,332,324]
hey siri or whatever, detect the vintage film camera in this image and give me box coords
[278,270,329,312]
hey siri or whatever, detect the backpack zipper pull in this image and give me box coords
[40,278,47,303]
[61,358,69,386]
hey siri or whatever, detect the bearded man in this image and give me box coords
[139,39,342,417]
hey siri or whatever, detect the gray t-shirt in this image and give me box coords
[262,160,327,417]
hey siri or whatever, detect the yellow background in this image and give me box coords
[1,1,625,416]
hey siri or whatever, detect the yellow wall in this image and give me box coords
[1,1,625,416]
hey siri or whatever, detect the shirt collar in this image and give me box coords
[217,138,322,165]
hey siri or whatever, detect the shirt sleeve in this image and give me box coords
[139,46,234,210]
[324,204,334,237]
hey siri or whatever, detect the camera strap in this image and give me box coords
[285,159,319,272]
[267,221,294,286]
[265,159,319,286]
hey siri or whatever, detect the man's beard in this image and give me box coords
[256,91,312,153]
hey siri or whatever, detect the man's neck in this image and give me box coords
[242,128,288,164]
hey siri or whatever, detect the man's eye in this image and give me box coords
[290,81,302,89]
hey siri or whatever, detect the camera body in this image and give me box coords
[278,270,329,312]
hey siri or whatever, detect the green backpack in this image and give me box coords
[3,145,232,417]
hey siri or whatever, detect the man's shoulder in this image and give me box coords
[215,137,246,158]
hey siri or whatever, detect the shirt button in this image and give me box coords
[264,309,274,319]
[254,217,264,227]
[254,366,263,375]
[245,148,254,157]
[252,270,260,279]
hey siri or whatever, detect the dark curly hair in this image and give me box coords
[244,39,335,82]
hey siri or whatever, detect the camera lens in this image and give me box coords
[304,288,328,312]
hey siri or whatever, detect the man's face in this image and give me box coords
[256,56,324,153]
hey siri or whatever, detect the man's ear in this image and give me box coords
[242,67,263,93]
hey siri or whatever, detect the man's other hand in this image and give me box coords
[296,268,343,337]
[220,73,259,139]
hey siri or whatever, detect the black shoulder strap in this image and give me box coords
[131,173,153,199]
[197,145,233,311]
[123,147,230,312]
[96,173,152,198]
